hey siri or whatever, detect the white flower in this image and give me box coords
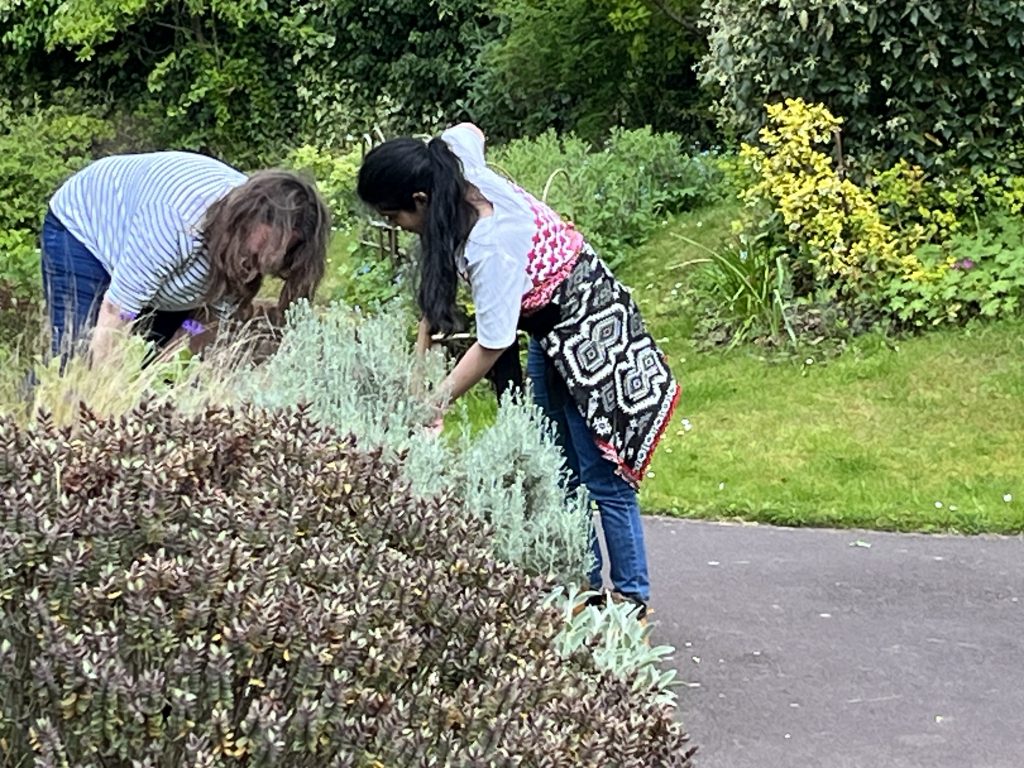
[681,418,693,432]
[1004,493,1014,503]
[934,501,943,509]
[804,357,814,366]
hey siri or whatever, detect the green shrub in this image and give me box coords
[699,0,1024,169]
[885,215,1024,328]
[472,0,713,143]
[282,144,422,310]
[492,127,719,265]
[282,144,364,231]
[0,99,113,344]
[0,403,696,766]
[729,99,1024,339]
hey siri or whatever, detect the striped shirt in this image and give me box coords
[49,151,247,317]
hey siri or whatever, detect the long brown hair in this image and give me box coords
[201,169,330,316]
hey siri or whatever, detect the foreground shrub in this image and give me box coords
[0,403,696,766]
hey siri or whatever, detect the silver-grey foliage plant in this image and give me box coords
[247,300,593,584]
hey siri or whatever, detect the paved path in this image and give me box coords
[642,518,1023,768]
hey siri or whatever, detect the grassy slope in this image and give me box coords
[620,204,1024,534]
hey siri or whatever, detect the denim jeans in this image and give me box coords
[40,210,189,360]
[40,209,111,358]
[526,338,651,602]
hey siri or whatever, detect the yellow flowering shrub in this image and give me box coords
[872,160,963,245]
[738,99,952,303]
[975,170,1024,215]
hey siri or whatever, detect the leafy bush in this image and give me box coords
[1,0,496,164]
[282,144,364,231]
[699,0,1024,168]
[886,215,1024,328]
[472,0,713,143]
[736,100,961,306]
[492,127,718,264]
[729,98,1024,340]
[0,99,113,341]
[738,99,916,305]
[0,402,696,766]
[283,144,419,311]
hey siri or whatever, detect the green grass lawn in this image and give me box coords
[620,204,1024,534]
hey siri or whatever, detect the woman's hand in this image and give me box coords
[88,298,133,367]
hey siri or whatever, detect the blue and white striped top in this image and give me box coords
[49,151,247,317]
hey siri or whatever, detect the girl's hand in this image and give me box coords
[427,413,445,436]
[424,403,446,436]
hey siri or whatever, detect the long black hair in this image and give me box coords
[357,137,477,334]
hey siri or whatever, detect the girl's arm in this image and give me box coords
[415,316,433,356]
[436,341,507,404]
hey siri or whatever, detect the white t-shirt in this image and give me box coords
[441,125,534,349]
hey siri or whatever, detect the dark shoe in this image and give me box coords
[577,590,649,622]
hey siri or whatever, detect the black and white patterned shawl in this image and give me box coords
[528,245,680,488]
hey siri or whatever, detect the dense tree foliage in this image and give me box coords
[700,0,1024,168]
[0,0,495,163]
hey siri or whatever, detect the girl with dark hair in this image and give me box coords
[357,123,680,619]
[42,152,330,366]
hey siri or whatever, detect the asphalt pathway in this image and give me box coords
[642,518,1023,768]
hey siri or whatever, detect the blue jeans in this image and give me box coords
[526,338,651,602]
[40,209,111,358]
[40,210,190,361]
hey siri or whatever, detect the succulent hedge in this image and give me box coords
[0,403,696,767]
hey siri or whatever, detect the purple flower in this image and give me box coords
[952,258,976,271]
[181,318,205,337]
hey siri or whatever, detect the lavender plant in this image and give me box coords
[244,300,452,497]
[454,391,595,584]
[248,301,593,583]
[0,403,696,767]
